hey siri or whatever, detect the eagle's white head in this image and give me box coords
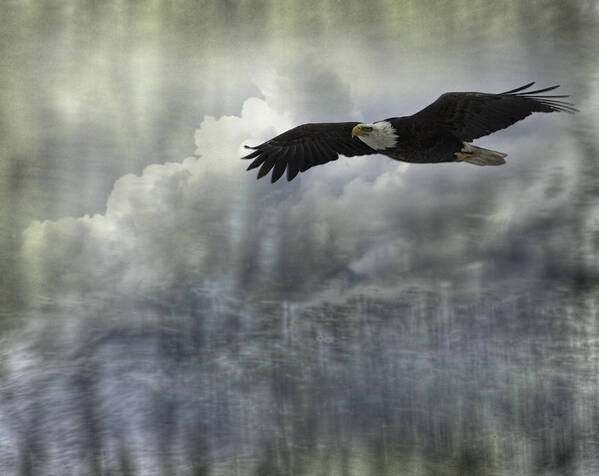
[351,121,397,150]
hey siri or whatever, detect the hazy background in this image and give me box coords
[1,1,599,474]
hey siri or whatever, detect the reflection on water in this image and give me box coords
[2,0,599,474]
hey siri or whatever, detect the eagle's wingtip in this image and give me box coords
[499,82,536,95]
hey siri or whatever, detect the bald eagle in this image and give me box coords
[242,83,576,183]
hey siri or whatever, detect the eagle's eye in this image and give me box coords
[361,126,373,132]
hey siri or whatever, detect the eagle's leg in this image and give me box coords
[455,151,472,162]
[454,143,507,166]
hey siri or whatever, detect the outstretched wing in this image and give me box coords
[242,122,377,183]
[407,83,577,142]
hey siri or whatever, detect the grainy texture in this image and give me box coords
[1,1,598,474]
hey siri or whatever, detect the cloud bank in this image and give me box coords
[7,9,599,473]
[21,70,585,309]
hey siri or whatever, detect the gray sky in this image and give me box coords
[2,1,599,474]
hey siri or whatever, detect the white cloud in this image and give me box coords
[20,67,584,307]
[20,65,413,305]
[193,96,294,161]
[22,94,295,303]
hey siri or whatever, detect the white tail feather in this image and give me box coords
[461,143,507,166]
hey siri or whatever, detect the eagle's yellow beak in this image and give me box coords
[352,124,367,138]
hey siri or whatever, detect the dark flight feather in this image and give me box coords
[408,83,577,142]
[241,122,376,182]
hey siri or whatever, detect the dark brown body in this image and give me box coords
[385,117,464,164]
